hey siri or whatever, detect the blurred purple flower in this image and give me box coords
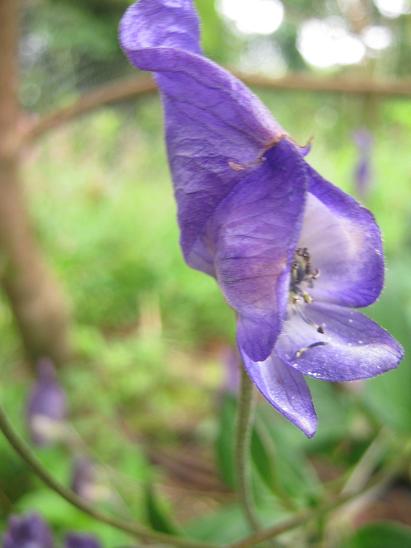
[222,348,240,394]
[119,0,403,437]
[26,358,66,447]
[64,533,101,548]
[353,129,374,198]
[70,456,111,503]
[70,457,96,500]
[3,513,53,548]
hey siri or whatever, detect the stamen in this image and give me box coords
[295,341,327,359]
[298,309,326,335]
[228,156,265,172]
[289,247,319,307]
[302,292,313,304]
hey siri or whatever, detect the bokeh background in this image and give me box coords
[1,0,411,545]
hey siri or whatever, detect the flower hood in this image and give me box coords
[119,0,403,436]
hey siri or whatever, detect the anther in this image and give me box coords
[228,156,266,172]
[303,292,313,304]
[295,341,327,359]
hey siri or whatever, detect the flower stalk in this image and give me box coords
[235,366,260,532]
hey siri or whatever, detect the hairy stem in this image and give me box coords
[0,405,216,548]
[236,366,260,532]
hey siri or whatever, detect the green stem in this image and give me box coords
[235,366,260,532]
[230,443,411,548]
[0,405,216,548]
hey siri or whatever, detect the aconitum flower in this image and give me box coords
[353,129,374,198]
[119,0,403,436]
[71,456,95,499]
[26,358,66,446]
[3,513,53,548]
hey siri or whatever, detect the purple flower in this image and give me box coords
[70,457,96,500]
[26,358,66,447]
[353,129,374,198]
[222,348,240,394]
[3,513,54,548]
[119,0,403,436]
[64,533,101,548]
[70,457,111,503]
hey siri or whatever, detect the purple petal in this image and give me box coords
[119,0,284,273]
[300,165,384,307]
[26,359,66,447]
[240,348,317,438]
[70,457,96,500]
[276,302,404,382]
[119,0,202,56]
[211,141,307,361]
[3,513,53,548]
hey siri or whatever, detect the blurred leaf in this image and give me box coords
[256,404,321,504]
[341,522,411,548]
[0,444,31,515]
[363,259,411,433]
[215,394,237,489]
[251,422,277,492]
[144,483,180,535]
[17,489,128,544]
[185,504,250,542]
[306,381,352,447]
[186,501,288,543]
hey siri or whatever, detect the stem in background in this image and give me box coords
[22,74,411,145]
[235,366,260,532]
[0,405,216,548]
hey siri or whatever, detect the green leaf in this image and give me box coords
[341,522,411,548]
[364,259,411,433]
[215,394,237,489]
[251,422,277,491]
[144,483,180,535]
[256,404,321,504]
[185,504,250,542]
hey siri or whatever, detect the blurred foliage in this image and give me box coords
[0,0,411,545]
[341,522,411,548]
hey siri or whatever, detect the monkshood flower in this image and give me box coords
[64,533,102,548]
[119,0,403,436]
[3,513,53,548]
[353,129,374,198]
[26,358,67,446]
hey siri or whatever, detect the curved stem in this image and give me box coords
[0,405,216,548]
[235,366,260,532]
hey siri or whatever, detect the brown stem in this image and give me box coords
[0,0,71,365]
[22,72,411,144]
[23,76,157,143]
